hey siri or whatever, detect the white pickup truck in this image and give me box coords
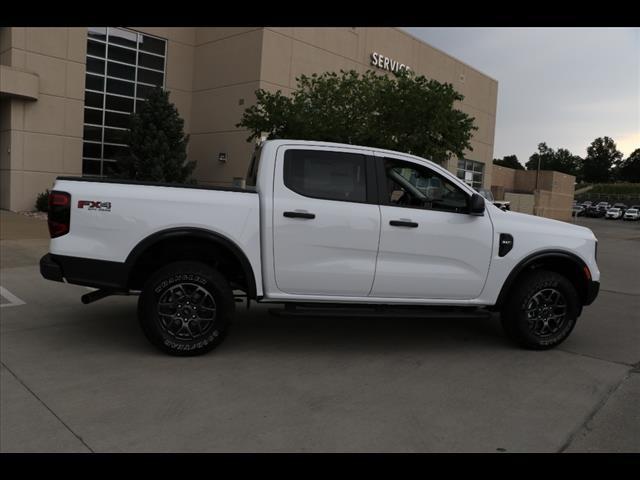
[41,140,600,355]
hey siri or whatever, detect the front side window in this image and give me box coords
[82,27,167,177]
[283,150,367,203]
[383,158,468,213]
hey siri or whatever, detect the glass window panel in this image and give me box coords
[136,83,157,100]
[103,144,130,160]
[87,40,106,58]
[104,127,127,144]
[107,44,136,64]
[457,160,465,169]
[106,77,135,97]
[84,91,103,109]
[83,125,102,142]
[456,170,465,179]
[139,35,165,55]
[84,108,103,125]
[135,99,146,112]
[473,173,483,183]
[137,67,163,86]
[107,61,136,81]
[105,111,131,129]
[473,162,484,173]
[86,57,105,75]
[83,142,102,159]
[85,74,104,92]
[108,27,139,49]
[105,94,134,112]
[102,160,119,176]
[83,158,102,175]
[88,27,107,42]
[138,52,164,71]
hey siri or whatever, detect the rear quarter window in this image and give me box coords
[283,149,367,203]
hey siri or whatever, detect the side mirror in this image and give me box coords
[470,193,485,216]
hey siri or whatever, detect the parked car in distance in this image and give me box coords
[572,205,585,217]
[586,205,606,218]
[581,201,593,208]
[623,208,640,221]
[612,203,628,213]
[605,207,623,220]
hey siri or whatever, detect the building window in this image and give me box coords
[456,159,484,190]
[82,27,167,176]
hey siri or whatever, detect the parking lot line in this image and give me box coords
[0,286,26,308]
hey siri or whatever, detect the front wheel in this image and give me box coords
[501,270,580,350]
[138,261,235,356]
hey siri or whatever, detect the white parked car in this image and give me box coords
[623,208,639,221]
[605,208,623,219]
[40,140,600,355]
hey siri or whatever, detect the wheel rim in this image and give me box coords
[525,288,568,338]
[157,283,217,340]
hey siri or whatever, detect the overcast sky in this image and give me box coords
[403,27,640,167]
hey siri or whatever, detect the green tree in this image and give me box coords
[116,87,195,183]
[525,142,582,178]
[237,69,477,164]
[614,148,640,182]
[493,154,524,170]
[581,136,622,183]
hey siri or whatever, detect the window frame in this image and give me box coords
[82,27,167,177]
[376,156,472,215]
[282,148,378,205]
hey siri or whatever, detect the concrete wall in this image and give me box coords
[1,27,86,212]
[505,192,534,215]
[492,164,576,221]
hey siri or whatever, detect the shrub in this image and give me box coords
[35,189,50,212]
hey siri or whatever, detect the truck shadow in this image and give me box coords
[60,301,511,356]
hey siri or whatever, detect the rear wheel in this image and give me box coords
[501,270,580,350]
[138,261,234,356]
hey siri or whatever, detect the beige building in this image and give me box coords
[1,27,498,212]
[492,164,576,221]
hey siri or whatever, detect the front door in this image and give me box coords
[370,155,494,300]
[272,146,381,296]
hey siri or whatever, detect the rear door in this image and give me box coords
[272,145,381,296]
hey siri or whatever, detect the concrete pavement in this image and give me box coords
[0,211,638,452]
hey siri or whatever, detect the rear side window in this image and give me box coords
[283,149,367,203]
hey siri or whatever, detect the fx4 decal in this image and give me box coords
[77,200,112,212]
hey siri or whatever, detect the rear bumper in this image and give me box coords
[40,253,64,282]
[584,280,600,306]
[40,253,128,290]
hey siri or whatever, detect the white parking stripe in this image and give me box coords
[0,286,26,308]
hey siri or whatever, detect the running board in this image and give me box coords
[81,289,138,304]
[268,304,492,319]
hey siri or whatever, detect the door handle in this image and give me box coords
[390,220,418,228]
[283,211,316,219]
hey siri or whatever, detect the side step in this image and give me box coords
[268,304,492,319]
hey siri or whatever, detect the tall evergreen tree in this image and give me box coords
[117,87,195,183]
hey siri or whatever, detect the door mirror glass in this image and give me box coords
[470,193,485,216]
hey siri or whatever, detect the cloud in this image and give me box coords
[402,27,639,163]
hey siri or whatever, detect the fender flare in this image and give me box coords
[494,249,590,308]
[125,227,258,299]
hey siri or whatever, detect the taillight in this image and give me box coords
[48,190,71,238]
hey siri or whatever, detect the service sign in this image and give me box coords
[370,52,411,73]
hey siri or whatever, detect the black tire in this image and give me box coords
[138,261,235,356]
[501,270,580,350]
